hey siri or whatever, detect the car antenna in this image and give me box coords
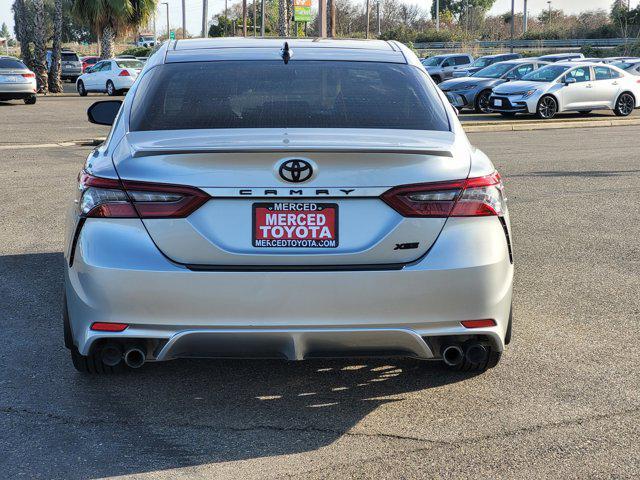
[281,41,292,64]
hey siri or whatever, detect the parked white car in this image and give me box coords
[489,62,640,119]
[76,58,144,96]
[0,56,37,104]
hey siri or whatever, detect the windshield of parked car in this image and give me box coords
[521,65,569,82]
[116,60,144,69]
[130,61,450,132]
[0,58,27,69]
[421,56,445,66]
[470,57,492,68]
[471,62,513,78]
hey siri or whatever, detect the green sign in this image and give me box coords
[293,0,312,22]
[169,30,175,40]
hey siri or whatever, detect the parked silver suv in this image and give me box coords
[47,50,82,82]
[421,54,474,84]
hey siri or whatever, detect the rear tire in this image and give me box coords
[77,80,87,96]
[614,92,635,117]
[106,80,117,96]
[23,94,36,105]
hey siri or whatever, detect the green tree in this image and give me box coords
[72,0,158,59]
[430,0,495,21]
[33,0,48,92]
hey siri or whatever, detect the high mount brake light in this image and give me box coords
[381,172,506,218]
[77,171,209,218]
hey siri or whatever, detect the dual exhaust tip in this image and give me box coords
[442,342,488,367]
[101,343,146,368]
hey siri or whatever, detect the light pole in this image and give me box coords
[202,0,208,37]
[523,0,528,33]
[547,1,551,23]
[260,0,265,36]
[377,1,381,36]
[509,0,515,53]
[162,2,170,41]
[436,0,440,31]
[182,0,186,38]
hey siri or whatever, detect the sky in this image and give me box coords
[0,0,635,39]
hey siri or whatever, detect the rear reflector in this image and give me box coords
[22,72,35,78]
[461,319,497,329]
[381,172,506,218]
[91,322,129,332]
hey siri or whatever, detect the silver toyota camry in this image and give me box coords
[64,38,514,374]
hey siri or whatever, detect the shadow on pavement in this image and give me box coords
[0,252,476,478]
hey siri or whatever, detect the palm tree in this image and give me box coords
[73,0,157,59]
[49,0,63,93]
[32,0,48,93]
[13,0,33,70]
[278,0,287,36]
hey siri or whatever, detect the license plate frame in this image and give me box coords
[252,202,339,248]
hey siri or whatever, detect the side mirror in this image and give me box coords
[87,100,122,126]
[564,77,577,85]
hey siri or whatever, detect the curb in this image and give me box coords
[463,118,640,133]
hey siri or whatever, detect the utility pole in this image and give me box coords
[202,0,208,37]
[242,0,247,36]
[377,1,381,36]
[181,0,186,38]
[509,0,515,53]
[225,0,228,36]
[260,0,265,36]
[162,2,170,41]
[330,0,336,37]
[547,1,551,22]
[318,0,327,37]
[436,0,440,31]
[153,10,157,45]
[365,0,370,39]
[253,0,257,36]
[523,0,528,33]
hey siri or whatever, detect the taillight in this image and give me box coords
[381,172,506,218]
[77,171,209,218]
[118,69,130,76]
[22,72,35,78]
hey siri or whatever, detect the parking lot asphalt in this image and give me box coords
[0,98,639,479]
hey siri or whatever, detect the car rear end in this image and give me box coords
[111,58,144,91]
[65,40,513,373]
[0,57,37,101]
[61,51,82,80]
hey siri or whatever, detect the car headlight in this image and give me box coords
[521,89,537,98]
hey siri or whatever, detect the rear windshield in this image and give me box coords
[0,58,27,69]
[116,60,144,69]
[130,61,450,132]
[62,53,80,62]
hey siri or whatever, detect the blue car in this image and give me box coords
[439,59,549,113]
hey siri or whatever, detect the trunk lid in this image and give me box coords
[113,129,470,266]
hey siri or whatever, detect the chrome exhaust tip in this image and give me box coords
[123,346,146,369]
[442,344,464,367]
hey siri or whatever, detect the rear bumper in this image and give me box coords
[66,216,514,359]
[0,82,37,99]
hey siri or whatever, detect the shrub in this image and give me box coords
[118,46,152,57]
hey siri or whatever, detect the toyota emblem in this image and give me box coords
[278,159,314,183]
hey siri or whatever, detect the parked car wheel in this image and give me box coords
[536,95,558,119]
[23,94,37,105]
[71,346,126,374]
[77,80,87,96]
[106,80,117,96]
[475,89,492,113]
[614,92,635,117]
